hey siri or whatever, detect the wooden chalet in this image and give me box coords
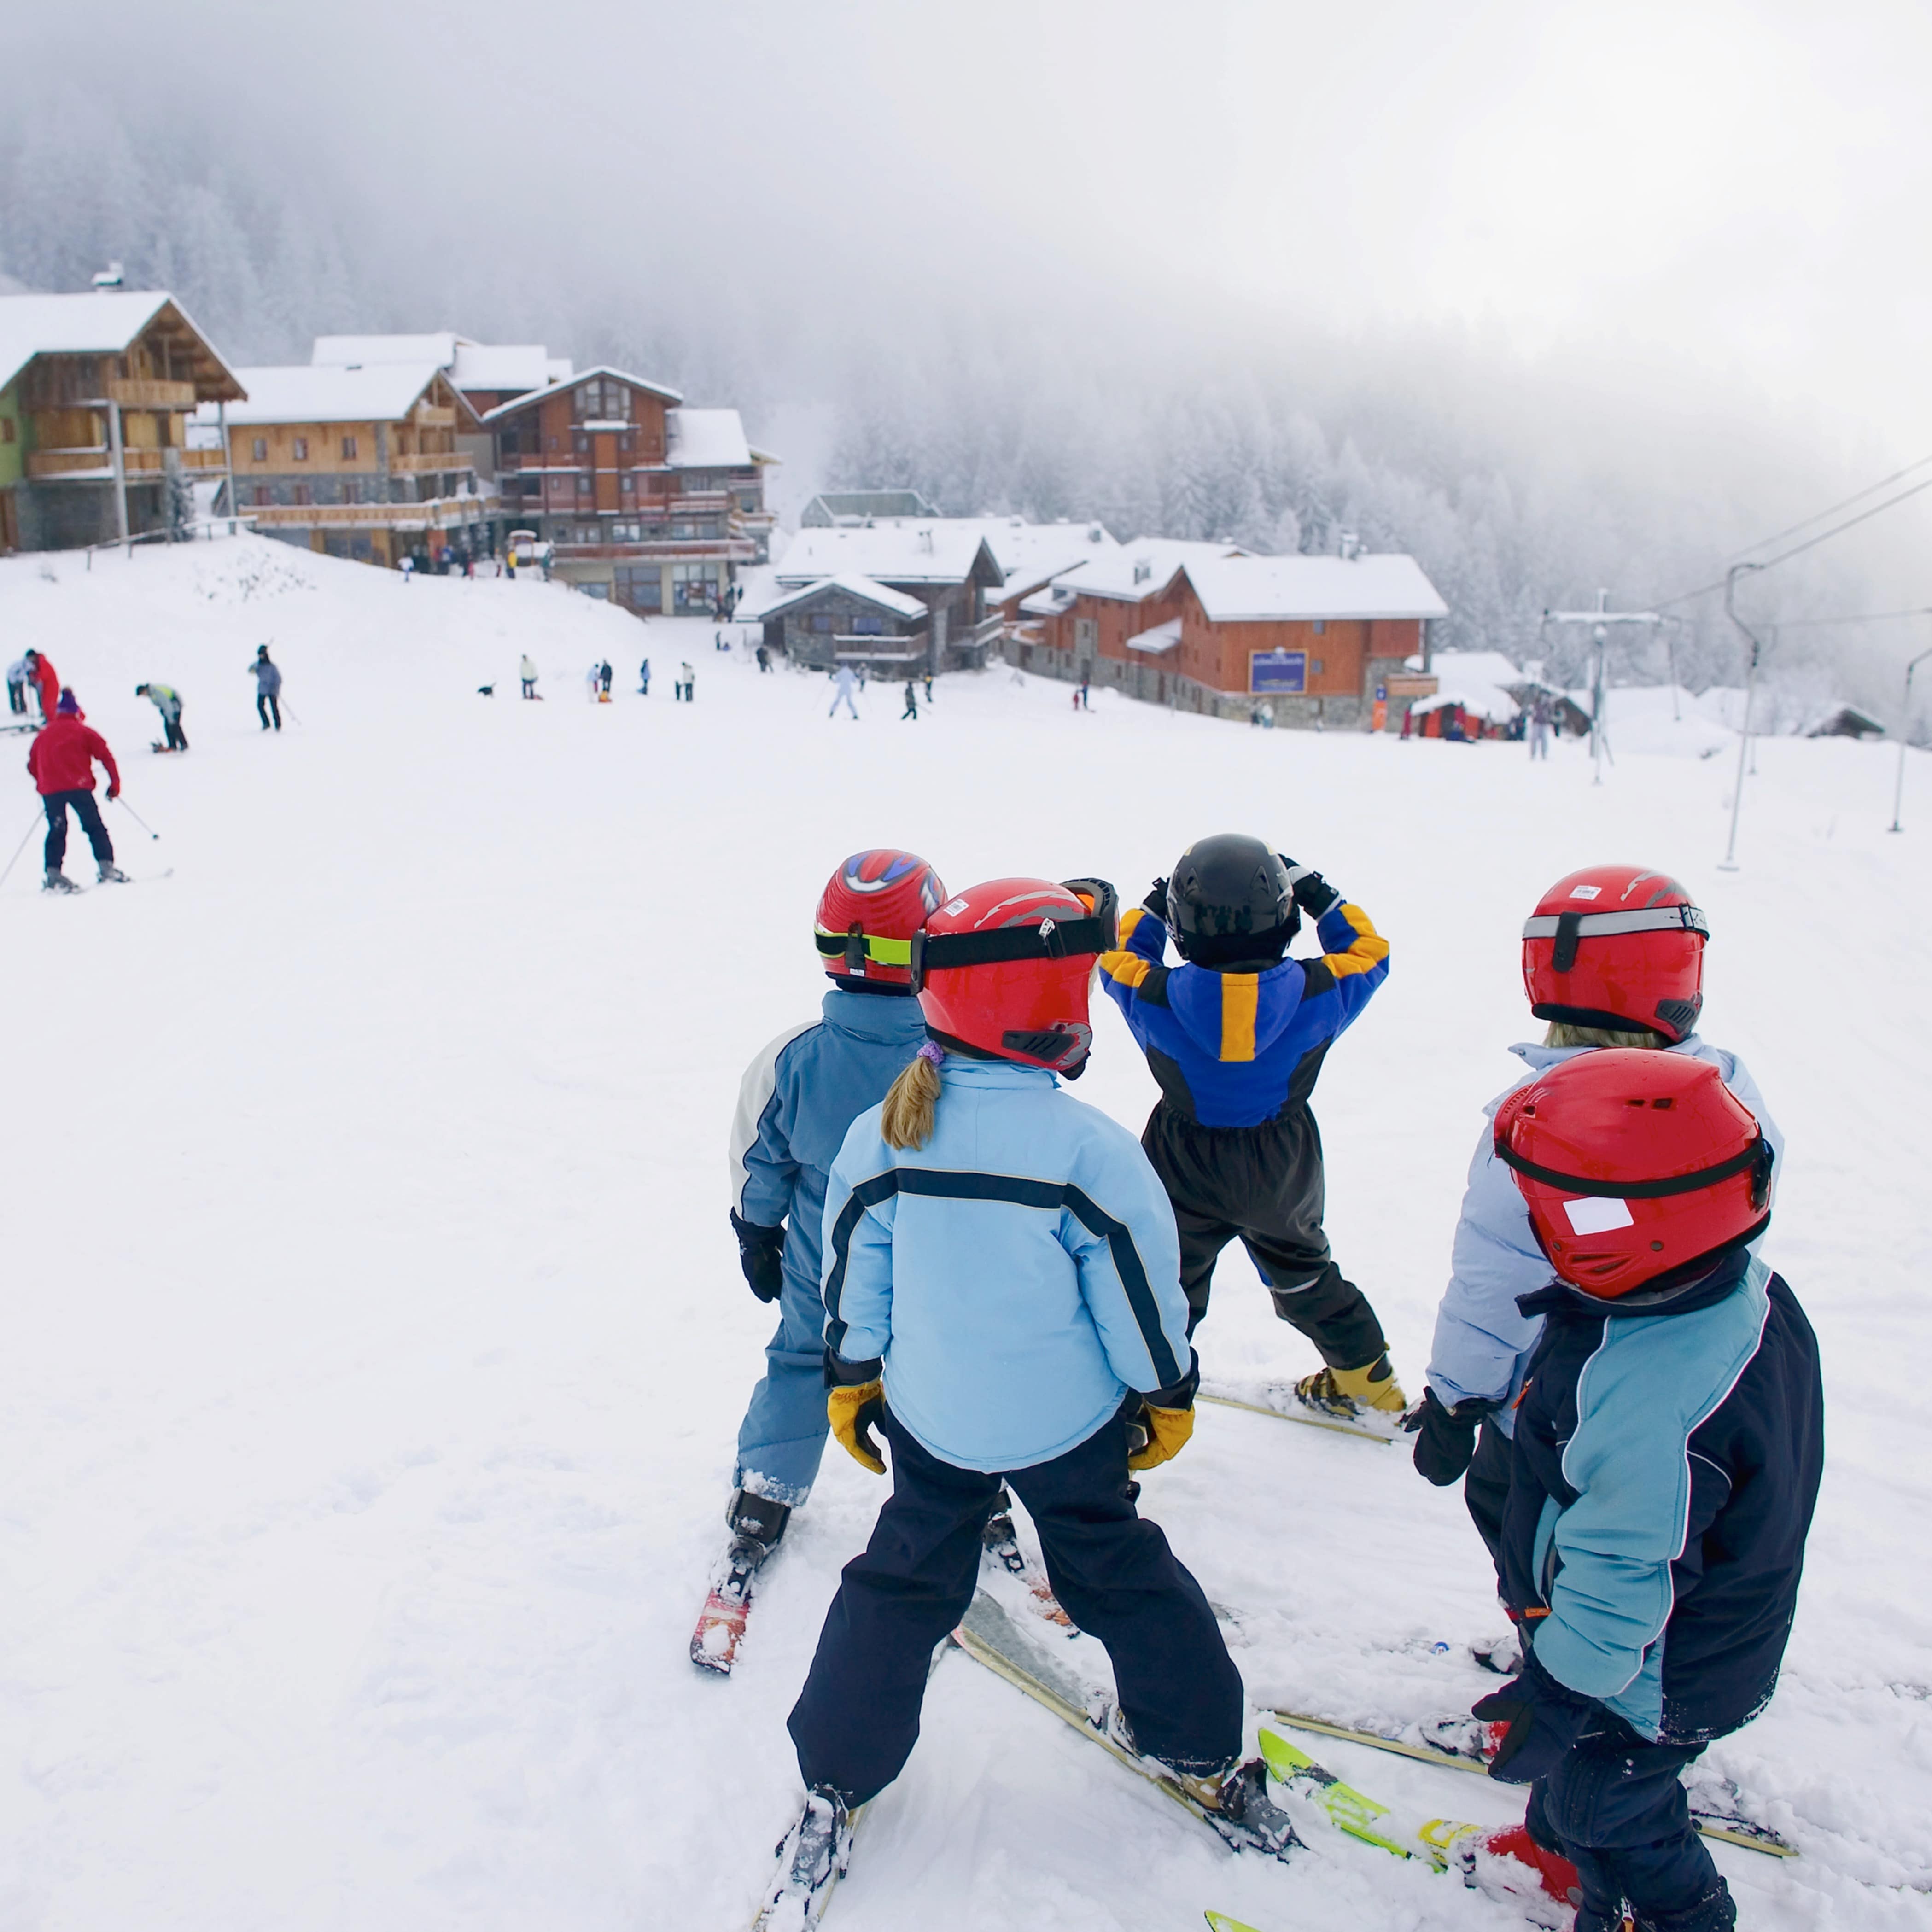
[0,290,244,554]
[199,363,495,569]
[482,369,777,617]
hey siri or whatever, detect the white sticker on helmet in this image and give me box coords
[1569,884,1603,899]
[1563,1196,1634,1235]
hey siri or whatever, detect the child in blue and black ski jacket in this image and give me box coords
[1098,858,1403,1413]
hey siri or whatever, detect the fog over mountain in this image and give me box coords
[7,0,1930,712]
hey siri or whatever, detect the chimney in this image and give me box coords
[918,528,934,554]
[1132,556,1151,584]
[91,260,125,290]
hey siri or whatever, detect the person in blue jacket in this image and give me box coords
[784,876,1290,1860]
[1409,865,1782,1610]
[1099,834,1405,1421]
[720,850,946,1583]
[1474,1050,1821,1932]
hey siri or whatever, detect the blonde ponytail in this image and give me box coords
[1545,1019,1669,1051]
[881,1045,944,1150]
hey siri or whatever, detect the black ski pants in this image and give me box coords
[788,1406,1243,1807]
[1527,1720,1732,1932]
[1464,1417,1512,1580]
[1142,1103,1387,1369]
[42,789,113,871]
[162,711,187,752]
[257,692,281,730]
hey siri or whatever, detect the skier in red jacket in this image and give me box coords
[26,689,126,892]
[22,649,59,722]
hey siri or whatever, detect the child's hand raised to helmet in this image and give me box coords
[1280,859,1341,919]
[1142,877,1170,918]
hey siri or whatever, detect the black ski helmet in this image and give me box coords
[1166,835,1297,964]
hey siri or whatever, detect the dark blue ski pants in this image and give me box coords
[1527,1720,1734,1932]
[788,1406,1243,1806]
[42,790,113,872]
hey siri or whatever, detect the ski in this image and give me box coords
[692,1540,773,1676]
[1264,1709,1797,1857]
[951,1590,1301,1863]
[749,1789,864,1930]
[1198,1382,1397,1445]
[35,868,175,896]
[981,1495,1078,1634]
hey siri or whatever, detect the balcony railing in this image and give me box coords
[105,378,198,409]
[389,451,472,476]
[242,491,499,531]
[412,404,457,427]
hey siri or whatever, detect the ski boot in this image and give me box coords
[43,869,79,894]
[752,1785,854,1929]
[1294,1353,1407,1423]
[97,863,129,884]
[690,1489,790,1675]
[1104,1710,1301,1861]
[981,1487,1027,1575]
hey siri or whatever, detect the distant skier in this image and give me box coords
[770,876,1294,1913]
[520,654,539,700]
[704,851,946,1662]
[755,643,771,673]
[5,656,26,716]
[828,664,860,720]
[922,672,934,704]
[1080,677,1092,711]
[136,682,188,753]
[1099,838,1407,1423]
[28,690,126,892]
[250,646,282,731]
[677,661,695,702]
[1528,694,1552,760]
[1408,866,1781,1602]
[1473,1049,1819,1932]
[585,662,601,703]
[638,657,651,696]
[399,555,414,584]
[900,679,918,721]
[600,660,613,695]
[23,649,59,723]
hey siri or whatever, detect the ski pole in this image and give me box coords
[0,803,44,889]
[114,795,161,840]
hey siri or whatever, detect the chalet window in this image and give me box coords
[614,565,662,612]
[619,433,633,452]
[576,472,594,494]
[1312,621,1326,635]
[292,484,312,507]
[341,435,358,460]
[1074,617,1098,653]
[499,426,521,454]
[850,615,884,636]
[0,419,12,444]
[252,485,272,506]
[292,437,309,461]
[810,613,835,633]
[1312,658,1325,675]
[343,479,361,505]
[573,377,632,422]
[620,472,636,495]
[251,438,267,462]
[547,435,559,451]
[573,432,588,453]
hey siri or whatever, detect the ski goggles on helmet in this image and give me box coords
[1522,902,1708,974]
[814,925,915,975]
[906,879,1118,995]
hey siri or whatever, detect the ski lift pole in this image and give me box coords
[1717,564,1765,871]
[1889,642,1932,833]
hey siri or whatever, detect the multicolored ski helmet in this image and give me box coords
[1494,1050,1773,1299]
[1522,864,1709,1042]
[911,877,1117,1077]
[813,849,946,987]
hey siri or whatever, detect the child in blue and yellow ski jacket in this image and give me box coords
[1098,872,1402,1408]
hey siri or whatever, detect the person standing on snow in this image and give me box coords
[5,656,26,717]
[1473,1050,1819,1932]
[900,678,918,721]
[23,650,60,723]
[520,655,539,700]
[1098,837,1407,1424]
[756,643,771,673]
[599,660,613,695]
[678,661,695,702]
[770,875,1297,1909]
[250,646,283,730]
[637,657,651,696]
[136,682,188,753]
[1528,694,1552,759]
[711,852,948,1634]
[828,664,860,721]
[1406,866,1782,1609]
[28,690,126,892]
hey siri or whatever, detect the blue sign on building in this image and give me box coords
[1250,650,1307,695]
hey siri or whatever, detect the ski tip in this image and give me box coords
[1203,1912,1267,1932]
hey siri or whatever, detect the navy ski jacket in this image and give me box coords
[1500,1252,1823,1745]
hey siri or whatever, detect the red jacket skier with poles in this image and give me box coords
[26,690,126,891]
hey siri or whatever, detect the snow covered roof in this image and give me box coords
[1055,538,1247,604]
[667,408,765,470]
[0,289,245,399]
[1125,618,1182,654]
[1414,649,1529,690]
[1020,581,1081,619]
[737,573,928,624]
[802,489,940,526]
[979,519,1117,598]
[480,363,683,420]
[1180,554,1448,622]
[451,342,569,395]
[312,331,462,370]
[774,521,1003,588]
[1405,650,1522,724]
[195,363,473,428]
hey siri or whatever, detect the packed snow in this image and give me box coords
[1,535,1927,1932]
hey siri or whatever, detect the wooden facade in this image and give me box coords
[0,292,244,554]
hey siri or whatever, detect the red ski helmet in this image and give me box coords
[1522,865,1709,1043]
[910,877,1117,1077]
[813,849,947,987]
[1494,1050,1773,1299]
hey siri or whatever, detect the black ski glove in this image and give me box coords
[1280,858,1342,921]
[1471,1648,1597,1785]
[1142,877,1170,919]
[730,1210,786,1302]
[1403,1388,1486,1486]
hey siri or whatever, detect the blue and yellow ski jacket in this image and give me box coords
[1098,899,1389,1127]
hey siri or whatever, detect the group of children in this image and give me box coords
[718,841,1821,1932]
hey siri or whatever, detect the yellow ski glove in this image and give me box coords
[1127,1400,1196,1471]
[828,1377,887,1475]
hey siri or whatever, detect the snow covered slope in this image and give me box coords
[1,536,1927,1931]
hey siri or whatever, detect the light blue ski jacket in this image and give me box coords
[729,989,929,1305]
[822,1057,1191,1475]
[1425,1036,1782,1432]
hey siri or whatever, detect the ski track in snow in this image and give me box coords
[0,536,1926,1931]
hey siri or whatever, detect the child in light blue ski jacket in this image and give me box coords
[822,1056,1192,1474]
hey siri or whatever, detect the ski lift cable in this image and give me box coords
[1765,604,1932,629]
[1715,451,1932,567]
[1656,476,1932,612]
